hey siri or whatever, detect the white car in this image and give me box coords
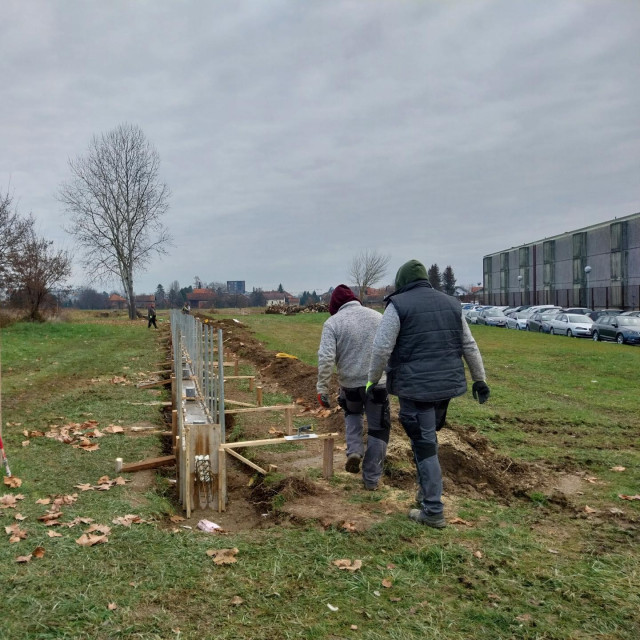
[505,311,529,330]
[547,313,594,338]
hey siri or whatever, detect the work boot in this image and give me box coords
[345,454,362,474]
[415,486,424,506]
[363,482,378,491]
[408,509,446,529]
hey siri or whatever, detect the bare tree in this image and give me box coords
[59,124,171,320]
[8,228,72,321]
[0,189,33,292]
[348,250,390,301]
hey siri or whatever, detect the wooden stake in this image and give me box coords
[224,448,267,475]
[115,458,123,473]
[234,357,239,376]
[256,385,263,407]
[323,437,334,479]
[285,407,293,435]
[221,432,338,450]
[120,455,176,473]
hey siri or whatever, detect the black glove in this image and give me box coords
[317,393,330,408]
[472,381,490,404]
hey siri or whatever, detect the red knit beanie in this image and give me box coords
[329,285,360,315]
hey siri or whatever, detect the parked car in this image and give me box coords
[526,311,559,333]
[547,313,593,338]
[621,310,640,317]
[464,310,480,324]
[588,309,623,322]
[477,307,507,327]
[505,311,529,330]
[592,315,640,345]
[562,307,593,315]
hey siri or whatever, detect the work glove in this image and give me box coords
[472,381,490,404]
[317,393,330,408]
[365,381,375,399]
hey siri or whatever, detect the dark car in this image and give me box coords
[588,309,623,322]
[526,311,559,333]
[592,315,640,345]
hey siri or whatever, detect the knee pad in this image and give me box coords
[399,413,437,461]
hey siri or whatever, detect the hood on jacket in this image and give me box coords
[329,284,360,315]
[394,260,429,289]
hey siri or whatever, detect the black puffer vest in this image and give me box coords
[386,281,467,402]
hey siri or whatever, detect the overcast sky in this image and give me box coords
[2,0,639,296]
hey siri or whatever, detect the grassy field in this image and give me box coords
[0,310,639,639]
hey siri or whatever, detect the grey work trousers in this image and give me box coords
[338,385,391,487]
[398,397,445,516]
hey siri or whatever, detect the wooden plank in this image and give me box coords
[224,399,257,408]
[136,378,172,389]
[256,386,263,407]
[218,445,226,512]
[285,407,293,436]
[221,432,339,450]
[224,376,255,380]
[121,455,176,473]
[224,404,296,415]
[224,448,267,475]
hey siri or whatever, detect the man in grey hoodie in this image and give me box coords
[367,260,490,528]
[317,285,390,490]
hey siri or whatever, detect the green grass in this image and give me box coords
[0,316,639,639]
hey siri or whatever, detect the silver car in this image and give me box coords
[505,311,529,330]
[547,313,594,338]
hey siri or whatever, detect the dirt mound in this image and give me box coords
[199,317,571,528]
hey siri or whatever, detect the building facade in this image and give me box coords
[483,212,640,310]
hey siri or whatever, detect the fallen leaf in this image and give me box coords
[547,548,559,554]
[74,484,93,491]
[114,477,127,486]
[22,441,30,447]
[86,524,111,535]
[35,498,51,505]
[207,547,239,565]
[350,624,358,630]
[449,517,473,526]
[584,505,597,514]
[585,477,598,484]
[373,590,381,597]
[47,531,63,538]
[618,494,640,501]
[230,596,244,606]
[609,507,624,515]
[610,466,626,472]
[75,533,108,546]
[16,554,32,563]
[381,578,393,588]
[169,515,185,523]
[97,475,111,484]
[332,559,363,572]
[108,603,117,611]
[104,425,125,434]
[33,546,45,559]
[473,550,483,559]
[112,514,143,527]
[341,521,358,532]
[14,513,27,521]
[4,476,22,488]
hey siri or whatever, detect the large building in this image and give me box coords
[483,212,640,310]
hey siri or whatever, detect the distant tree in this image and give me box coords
[349,249,390,301]
[300,291,310,306]
[249,287,266,307]
[442,265,457,296]
[427,264,442,291]
[0,189,33,292]
[76,287,109,309]
[8,228,72,321]
[194,276,203,289]
[179,285,193,304]
[310,290,320,304]
[167,280,181,308]
[277,283,284,293]
[59,123,171,320]
[155,284,166,307]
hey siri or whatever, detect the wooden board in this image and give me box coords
[121,455,176,472]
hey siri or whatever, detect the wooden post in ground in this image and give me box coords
[323,437,334,479]
[171,410,177,453]
[285,407,293,435]
[249,377,255,392]
[115,458,123,473]
[218,446,226,512]
[256,385,263,407]
[234,357,239,376]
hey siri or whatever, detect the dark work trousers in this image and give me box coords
[148,316,157,329]
[338,385,391,488]
[398,397,446,516]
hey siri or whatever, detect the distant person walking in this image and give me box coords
[147,303,157,329]
[367,259,490,528]
[182,303,190,314]
[317,285,390,491]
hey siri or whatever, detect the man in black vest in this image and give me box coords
[367,259,490,528]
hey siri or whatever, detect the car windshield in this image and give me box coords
[618,317,640,327]
[567,315,591,323]
[486,309,505,316]
[540,314,555,320]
